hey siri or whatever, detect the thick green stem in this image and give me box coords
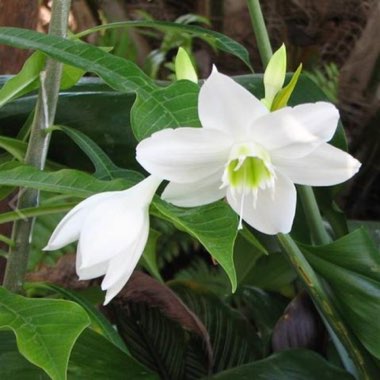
[297,185,331,245]
[278,233,375,380]
[246,0,272,66]
[3,0,71,292]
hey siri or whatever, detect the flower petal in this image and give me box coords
[77,260,108,280]
[199,69,268,137]
[77,196,147,268]
[250,107,322,158]
[226,172,296,234]
[274,143,361,186]
[136,127,230,183]
[162,170,226,207]
[291,102,339,142]
[43,192,116,251]
[102,222,149,305]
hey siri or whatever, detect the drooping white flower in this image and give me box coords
[44,175,162,304]
[136,69,361,235]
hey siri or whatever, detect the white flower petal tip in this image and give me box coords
[45,176,162,301]
[137,68,361,236]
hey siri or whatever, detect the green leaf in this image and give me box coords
[153,199,238,291]
[0,27,201,141]
[27,283,127,352]
[74,20,253,70]
[207,349,354,379]
[0,164,134,197]
[131,79,200,141]
[302,228,380,358]
[0,135,27,161]
[0,286,90,380]
[232,286,289,355]
[141,229,163,281]
[0,329,159,380]
[0,51,45,108]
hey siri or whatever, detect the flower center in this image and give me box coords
[221,143,275,228]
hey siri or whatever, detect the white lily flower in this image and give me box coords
[136,69,361,235]
[44,175,162,304]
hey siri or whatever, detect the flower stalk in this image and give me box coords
[277,233,375,379]
[246,0,273,67]
[3,0,71,292]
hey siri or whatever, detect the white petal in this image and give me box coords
[136,127,231,183]
[274,143,361,186]
[226,173,296,234]
[250,107,322,158]
[77,195,147,268]
[291,102,339,142]
[43,192,116,251]
[77,260,108,280]
[102,222,149,305]
[162,170,226,207]
[199,69,268,137]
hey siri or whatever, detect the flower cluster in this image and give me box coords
[45,52,360,303]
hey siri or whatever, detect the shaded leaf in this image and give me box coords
[0,286,90,380]
[170,281,261,373]
[302,228,380,359]
[207,349,354,380]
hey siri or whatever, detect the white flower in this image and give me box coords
[136,69,361,235]
[44,175,162,304]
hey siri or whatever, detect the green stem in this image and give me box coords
[246,0,272,66]
[3,0,71,293]
[297,185,331,245]
[277,233,375,380]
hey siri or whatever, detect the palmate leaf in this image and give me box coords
[301,228,380,359]
[0,286,90,380]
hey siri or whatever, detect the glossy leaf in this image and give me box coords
[0,286,90,380]
[302,228,380,358]
[153,199,238,291]
[207,349,354,380]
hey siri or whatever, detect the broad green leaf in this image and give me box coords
[207,349,354,379]
[0,329,159,380]
[0,286,90,380]
[0,135,27,161]
[153,199,239,291]
[0,331,49,379]
[73,20,253,70]
[27,283,127,352]
[131,79,200,140]
[171,281,261,372]
[302,228,380,358]
[241,251,297,292]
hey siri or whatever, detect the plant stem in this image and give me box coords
[246,0,272,66]
[277,233,375,380]
[297,185,331,244]
[3,0,71,292]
